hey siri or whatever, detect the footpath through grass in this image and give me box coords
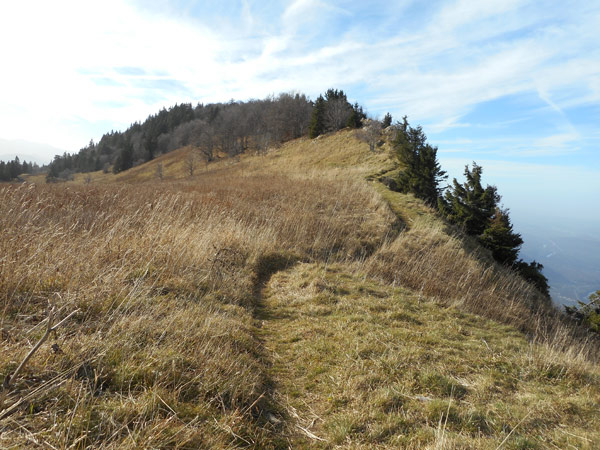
[257,263,600,449]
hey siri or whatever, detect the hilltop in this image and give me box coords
[2,129,599,448]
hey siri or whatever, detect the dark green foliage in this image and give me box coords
[310,89,365,138]
[439,163,499,235]
[479,208,523,266]
[514,260,550,298]
[0,156,38,181]
[112,140,134,174]
[439,162,549,297]
[347,102,366,129]
[393,116,447,206]
[382,112,392,128]
[309,95,326,138]
[565,290,600,334]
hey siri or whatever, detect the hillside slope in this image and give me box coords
[1,130,599,448]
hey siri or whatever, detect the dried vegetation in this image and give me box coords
[1,130,598,448]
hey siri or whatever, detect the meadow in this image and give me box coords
[2,130,598,448]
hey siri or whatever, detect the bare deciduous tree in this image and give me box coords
[324,98,352,131]
[185,150,197,177]
[358,120,382,152]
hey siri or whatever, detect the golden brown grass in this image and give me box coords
[259,263,600,448]
[2,129,599,448]
[0,162,395,448]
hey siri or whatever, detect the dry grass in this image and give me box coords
[259,263,600,448]
[365,211,599,362]
[0,163,395,448]
[2,129,599,448]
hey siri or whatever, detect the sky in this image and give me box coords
[0,0,599,287]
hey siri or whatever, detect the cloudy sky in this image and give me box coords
[1,0,599,231]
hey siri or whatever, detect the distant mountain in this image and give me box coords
[0,138,66,165]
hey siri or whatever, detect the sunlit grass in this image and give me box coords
[2,129,598,448]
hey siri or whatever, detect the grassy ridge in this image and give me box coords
[0,152,396,448]
[1,130,599,448]
[261,263,600,448]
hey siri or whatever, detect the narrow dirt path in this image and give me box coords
[253,265,327,448]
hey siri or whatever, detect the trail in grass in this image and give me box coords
[253,262,600,449]
[253,264,332,448]
[253,262,420,448]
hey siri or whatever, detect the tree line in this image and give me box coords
[46,90,368,181]
[389,116,551,298]
[45,89,371,181]
[0,156,40,181]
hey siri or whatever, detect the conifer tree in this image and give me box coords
[440,162,550,298]
[565,290,600,334]
[479,208,523,266]
[438,162,499,235]
[394,117,447,206]
[514,260,550,298]
[113,140,134,174]
[309,95,326,138]
[382,112,392,128]
[346,102,366,128]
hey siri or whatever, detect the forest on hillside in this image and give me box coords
[42,89,364,181]
[0,157,40,181]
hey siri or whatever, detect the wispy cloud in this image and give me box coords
[0,0,598,155]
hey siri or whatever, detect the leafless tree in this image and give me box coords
[324,98,352,131]
[156,162,163,181]
[358,120,383,152]
[185,150,197,176]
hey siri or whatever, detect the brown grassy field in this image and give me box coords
[2,130,599,448]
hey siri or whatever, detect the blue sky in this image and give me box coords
[0,0,599,233]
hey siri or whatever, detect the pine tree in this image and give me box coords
[382,112,392,128]
[346,102,365,128]
[113,140,134,173]
[439,163,550,298]
[394,117,447,206]
[479,208,523,266]
[565,290,600,334]
[438,162,499,235]
[309,95,326,138]
[514,260,550,298]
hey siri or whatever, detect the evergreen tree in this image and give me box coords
[309,95,326,138]
[479,208,523,266]
[440,162,550,297]
[113,140,134,173]
[382,112,392,128]
[0,161,8,181]
[565,290,600,334]
[346,102,366,128]
[394,117,447,206]
[438,162,499,235]
[514,260,550,298]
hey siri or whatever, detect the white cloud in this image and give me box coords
[0,0,598,155]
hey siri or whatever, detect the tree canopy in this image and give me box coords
[309,89,365,138]
[438,162,499,235]
[439,162,550,298]
[0,156,38,181]
[565,290,600,334]
[46,93,314,180]
[393,116,447,206]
